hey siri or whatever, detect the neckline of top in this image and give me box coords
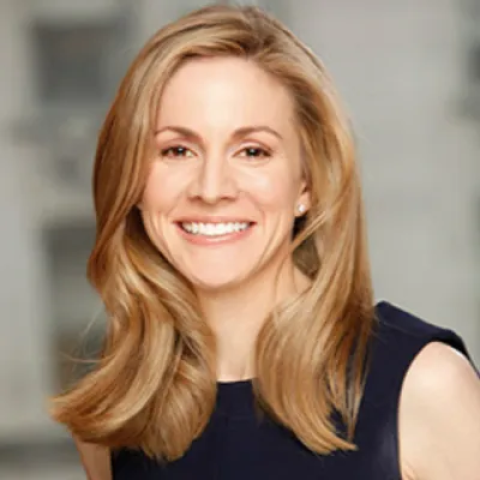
[217,378,254,387]
[215,378,256,418]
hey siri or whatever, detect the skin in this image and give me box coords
[140,56,311,381]
[76,56,480,479]
[73,436,111,480]
[398,342,480,480]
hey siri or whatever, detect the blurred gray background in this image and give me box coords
[0,0,479,478]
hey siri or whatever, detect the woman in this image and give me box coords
[50,5,480,480]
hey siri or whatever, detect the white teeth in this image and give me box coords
[180,222,250,236]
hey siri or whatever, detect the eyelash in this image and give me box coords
[239,147,271,158]
[160,146,194,158]
[160,145,272,159]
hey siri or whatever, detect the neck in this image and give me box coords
[196,258,311,382]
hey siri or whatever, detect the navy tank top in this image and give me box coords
[110,301,474,479]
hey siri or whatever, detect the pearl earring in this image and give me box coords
[297,204,306,214]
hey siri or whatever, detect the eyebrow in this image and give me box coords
[154,125,284,142]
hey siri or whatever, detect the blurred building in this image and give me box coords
[0,0,479,476]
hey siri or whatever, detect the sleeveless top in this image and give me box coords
[110,301,474,479]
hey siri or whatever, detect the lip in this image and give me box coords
[175,216,256,224]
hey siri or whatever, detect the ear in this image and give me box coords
[295,180,311,217]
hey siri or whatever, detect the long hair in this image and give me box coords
[50,4,374,461]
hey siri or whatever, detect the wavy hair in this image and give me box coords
[50,4,374,461]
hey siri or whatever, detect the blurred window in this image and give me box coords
[32,19,127,107]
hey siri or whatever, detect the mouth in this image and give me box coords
[174,220,255,244]
[178,221,253,236]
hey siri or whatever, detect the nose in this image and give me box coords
[188,153,238,204]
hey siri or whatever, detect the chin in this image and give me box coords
[171,252,258,293]
[187,274,247,293]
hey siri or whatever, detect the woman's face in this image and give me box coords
[140,56,310,293]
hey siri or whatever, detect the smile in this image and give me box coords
[180,221,252,237]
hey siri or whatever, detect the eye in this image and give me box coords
[239,146,271,158]
[160,146,195,158]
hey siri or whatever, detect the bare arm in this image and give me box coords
[73,435,112,480]
[399,342,480,480]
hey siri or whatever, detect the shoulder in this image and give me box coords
[73,435,112,480]
[371,302,470,364]
[356,303,479,479]
[398,341,480,480]
[365,302,470,389]
[375,301,465,343]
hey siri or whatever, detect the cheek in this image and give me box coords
[245,169,299,211]
[141,166,183,212]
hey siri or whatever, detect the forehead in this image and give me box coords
[156,56,296,133]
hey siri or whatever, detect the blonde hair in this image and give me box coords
[50,4,374,461]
